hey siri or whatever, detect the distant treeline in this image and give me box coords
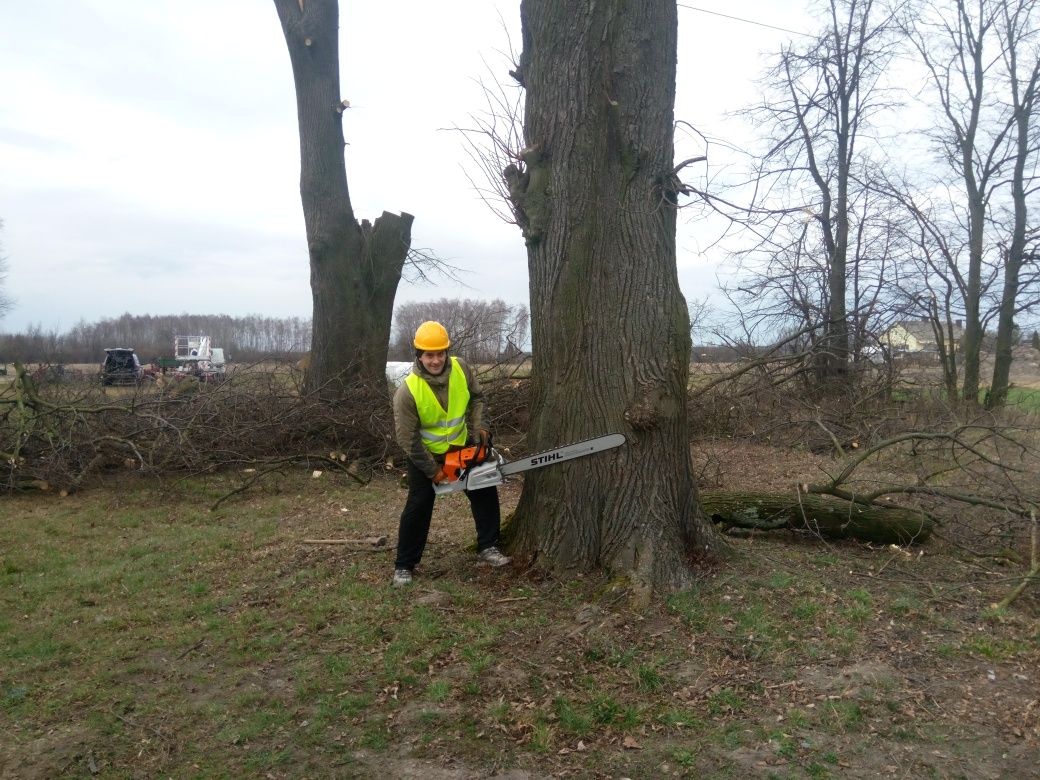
[0,306,753,367]
[0,314,313,365]
[389,299,529,363]
[0,301,531,366]
[0,307,751,367]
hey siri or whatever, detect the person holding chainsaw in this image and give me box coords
[391,320,511,587]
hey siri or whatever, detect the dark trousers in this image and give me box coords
[394,458,501,570]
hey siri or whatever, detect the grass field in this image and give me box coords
[1006,386,1040,411]
[2,468,1038,778]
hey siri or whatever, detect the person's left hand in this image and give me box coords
[475,428,491,448]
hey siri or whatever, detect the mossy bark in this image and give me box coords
[508,0,721,593]
[274,0,413,400]
[701,491,933,545]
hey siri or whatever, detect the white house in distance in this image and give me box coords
[881,318,964,354]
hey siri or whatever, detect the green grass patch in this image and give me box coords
[1004,386,1040,411]
[554,697,593,736]
[820,700,865,733]
[659,707,705,729]
[636,663,664,691]
[889,592,925,615]
[963,635,1031,660]
[426,680,451,702]
[707,688,745,716]
[672,747,697,768]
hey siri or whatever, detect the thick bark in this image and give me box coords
[988,5,1039,409]
[988,207,1025,410]
[507,0,721,593]
[702,491,933,545]
[822,0,857,381]
[952,0,990,405]
[273,0,413,398]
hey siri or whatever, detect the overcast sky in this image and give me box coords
[0,0,812,333]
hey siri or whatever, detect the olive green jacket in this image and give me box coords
[393,356,486,478]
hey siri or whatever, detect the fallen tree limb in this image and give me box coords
[302,535,388,550]
[700,490,933,545]
[994,511,1038,610]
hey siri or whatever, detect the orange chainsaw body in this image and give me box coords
[441,441,491,482]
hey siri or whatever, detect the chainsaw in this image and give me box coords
[433,433,626,495]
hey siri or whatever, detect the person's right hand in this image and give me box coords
[433,468,449,484]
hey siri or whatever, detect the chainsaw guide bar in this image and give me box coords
[434,433,626,495]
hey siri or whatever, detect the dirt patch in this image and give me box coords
[0,725,97,779]
[350,753,551,779]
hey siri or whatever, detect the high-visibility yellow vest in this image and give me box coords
[405,357,470,454]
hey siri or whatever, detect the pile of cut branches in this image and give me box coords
[0,363,395,494]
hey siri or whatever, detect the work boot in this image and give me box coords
[477,546,511,567]
[391,568,413,587]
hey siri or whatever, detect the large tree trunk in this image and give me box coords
[988,225,1025,410]
[955,0,988,406]
[273,0,413,399]
[987,9,1037,409]
[506,0,721,593]
[822,6,853,383]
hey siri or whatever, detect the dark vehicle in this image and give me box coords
[101,348,144,386]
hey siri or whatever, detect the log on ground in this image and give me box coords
[700,491,933,545]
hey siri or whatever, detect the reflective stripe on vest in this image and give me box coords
[405,357,470,454]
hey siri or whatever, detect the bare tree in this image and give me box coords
[988,0,1040,408]
[733,0,897,384]
[878,177,982,399]
[390,298,529,363]
[901,0,1026,404]
[687,295,715,354]
[504,0,722,593]
[272,0,414,398]
[457,52,528,230]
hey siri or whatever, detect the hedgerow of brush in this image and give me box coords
[0,364,395,493]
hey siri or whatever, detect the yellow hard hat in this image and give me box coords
[413,321,450,351]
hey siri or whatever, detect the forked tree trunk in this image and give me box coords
[273,0,413,398]
[507,0,721,592]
